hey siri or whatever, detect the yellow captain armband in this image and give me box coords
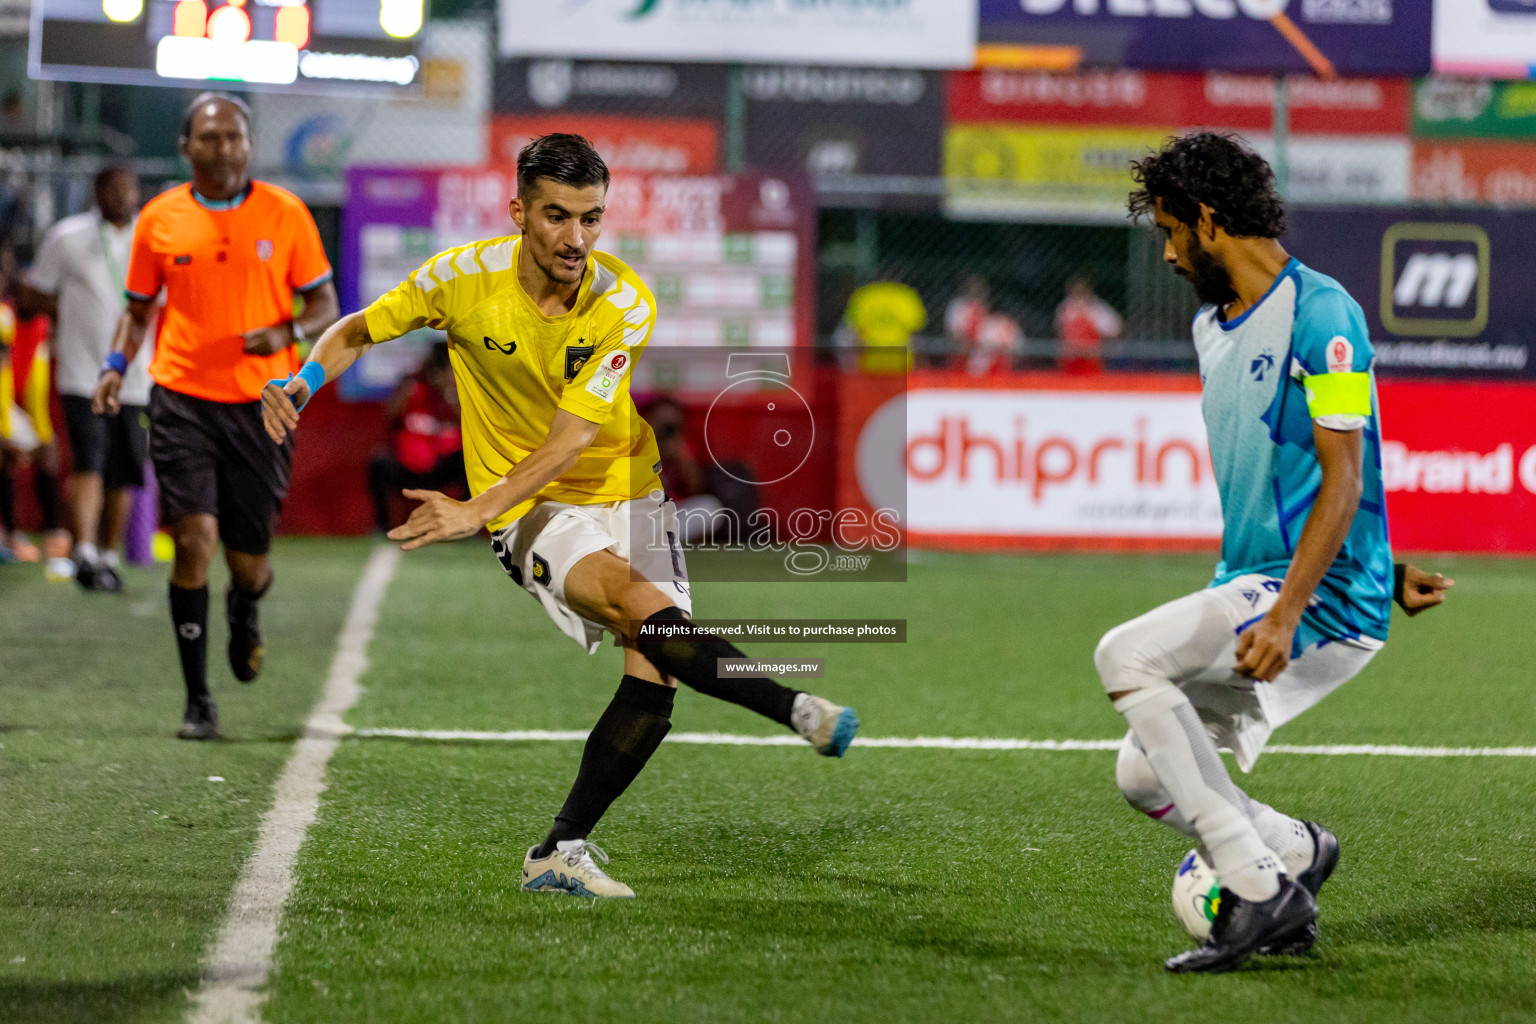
[1302,372,1371,419]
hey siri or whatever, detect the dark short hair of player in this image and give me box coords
[1128,131,1285,239]
[516,134,610,200]
[179,91,252,142]
[93,163,134,194]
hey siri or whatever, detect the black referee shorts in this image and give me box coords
[148,385,293,555]
[61,395,149,490]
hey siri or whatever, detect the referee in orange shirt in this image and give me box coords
[94,93,338,739]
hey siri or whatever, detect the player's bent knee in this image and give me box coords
[1115,736,1168,813]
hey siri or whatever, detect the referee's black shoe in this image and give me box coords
[1165,876,1317,974]
[1260,821,1339,956]
[226,579,269,683]
[177,696,219,740]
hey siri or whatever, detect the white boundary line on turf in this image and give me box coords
[189,545,400,1024]
[350,728,1536,758]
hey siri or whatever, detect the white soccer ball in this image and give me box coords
[1172,848,1222,941]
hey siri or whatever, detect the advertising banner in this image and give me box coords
[1433,0,1536,79]
[251,20,490,178]
[498,0,976,70]
[950,69,1409,135]
[742,66,944,176]
[1376,380,1536,554]
[979,0,1431,77]
[1413,78,1536,140]
[1286,207,1534,377]
[1411,141,1536,206]
[839,374,1536,553]
[342,167,816,397]
[945,125,1407,217]
[489,114,719,176]
[493,58,728,119]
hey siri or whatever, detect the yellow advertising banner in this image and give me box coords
[944,124,1169,218]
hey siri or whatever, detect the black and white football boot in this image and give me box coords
[1166,876,1317,974]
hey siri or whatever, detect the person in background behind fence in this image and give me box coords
[1055,275,1123,376]
[367,340,465,535]
[843,278,925,374]
[18,166,151,593]
[0,249,67,570]
[944,274,988,369]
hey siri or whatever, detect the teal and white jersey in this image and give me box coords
[1193,257,1392,652]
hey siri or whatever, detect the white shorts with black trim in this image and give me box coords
[490,492,692,654]
[1100,573,1380,772]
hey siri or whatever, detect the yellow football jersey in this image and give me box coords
[364,235,662,531]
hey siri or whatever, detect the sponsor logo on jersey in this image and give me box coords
[1326,336,1354,373]
[484,335,517,356]
[564,343,595,381]
[256,239,274,261]
[584,350,630,402]
[1249,351,1274,381]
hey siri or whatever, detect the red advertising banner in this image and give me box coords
[837,373,1536,554]
[1376,380,1536,553]
[489,113,719,176]
[947,69,1409,136]
[1411,141,1536,206]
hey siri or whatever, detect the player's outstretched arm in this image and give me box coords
[261,310,378,444]
[389,410,601,551]
[1235,423,1364,682]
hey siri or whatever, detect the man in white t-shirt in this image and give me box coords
[19,166,151,592]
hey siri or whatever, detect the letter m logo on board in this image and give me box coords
[1380,222,1490,338]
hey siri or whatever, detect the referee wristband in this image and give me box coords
[102,351,129,376]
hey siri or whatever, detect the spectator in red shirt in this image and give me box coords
[1055,275,1123,376]
[367,341,466,534]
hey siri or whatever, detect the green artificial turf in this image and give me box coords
[0,539,373,1024]
[8,542,1536,1023]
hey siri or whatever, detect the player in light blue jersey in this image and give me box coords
[1097,133,1451,974]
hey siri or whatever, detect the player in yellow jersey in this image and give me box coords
[261,135,859,898]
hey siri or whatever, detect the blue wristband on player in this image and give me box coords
[266,362,326,411]
[102,351,129,376]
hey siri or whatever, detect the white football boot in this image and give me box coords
[521,840,635,899]
[790,693,860,757]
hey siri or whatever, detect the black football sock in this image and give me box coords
[169,583,210,702]
[228,570,273,625]
[535,676,674,859]
[635,606,800,727]
[0,470,14,533]
[34,469,62,531]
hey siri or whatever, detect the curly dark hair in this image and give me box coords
[516,133,609,200]
[1128,132,1285,239]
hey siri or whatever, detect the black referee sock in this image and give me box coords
[169,583,210,702]
[535,675,674,859]
[635,606,800,728]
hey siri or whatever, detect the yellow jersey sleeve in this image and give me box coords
[363,252,457,342]
[557,271,656,425]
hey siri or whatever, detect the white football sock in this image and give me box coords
[101,548,121,569]
[1248,805,1315,877]
[75,541,99,565]
[1116,685,1282,902]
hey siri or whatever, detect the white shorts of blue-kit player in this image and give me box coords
[1097,574,1379,773]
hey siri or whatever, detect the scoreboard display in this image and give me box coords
[29,0,424,90]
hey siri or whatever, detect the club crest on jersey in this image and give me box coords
[564,343,595,381]
[531,553,552,588]
[256,239,273,262]
[1249,351,1274,381]
[484,335,517,356]
[1326,336,1354,373]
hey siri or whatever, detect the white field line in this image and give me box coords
[188,545,401,1024]
[350,728,1536,758]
